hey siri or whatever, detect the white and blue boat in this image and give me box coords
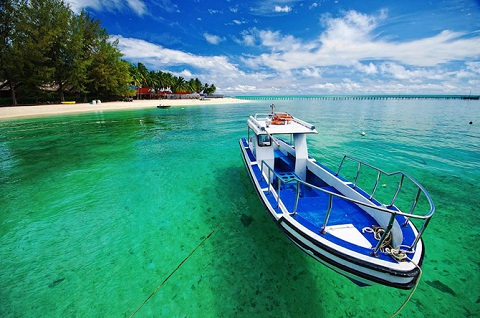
[239,105,435,289]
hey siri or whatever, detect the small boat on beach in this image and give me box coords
[157,105,171,109]
[239,105,435,289]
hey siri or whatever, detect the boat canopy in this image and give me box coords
[247,113,318,135]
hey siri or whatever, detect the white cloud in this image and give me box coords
[66,0,101,13]
[353,62,378,75]
[258,30,304,51]
[378,63,452,81]
[274,5,292,13]
[177,69,193,78]
[232,19,247,25]
[242,10,480,71]
[243,34,255,46]
[466,62,480,74]
[300,68,322,78]
[126,0,146,15]
[66,0,146,16]
[234,29,258,46]
[203,33,225,45]
[224,85,257,93]
[112,35,238,73]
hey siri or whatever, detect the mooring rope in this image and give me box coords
[362,225,392,250]
[362,225,422,317]
[129,228,216,317]
[390,258,422,318]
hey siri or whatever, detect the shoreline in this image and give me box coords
[0,98,249,120]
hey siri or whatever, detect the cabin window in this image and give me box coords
[257,134,272,147]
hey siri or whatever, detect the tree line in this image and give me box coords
[0,0,216,106]
[129,63,217,96]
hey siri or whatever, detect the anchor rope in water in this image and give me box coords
[129,228,216,317]
[362,226,422,317]
[390,258,422,318]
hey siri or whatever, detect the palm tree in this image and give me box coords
[171,76,186,93]
[204,83,216,95]
[188,77,203,93]
[126,63,217,96]
[159,72,174,92]
[136,62,150,87]
[149,70,160,92]
[128,64,142,87]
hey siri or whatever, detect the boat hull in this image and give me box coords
[239,138,423,289]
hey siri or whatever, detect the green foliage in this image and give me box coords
[0,0,29,105]
[204,83,217,95]
[0,0,131,105]
[0,0,217,105]
[128,64,216,95]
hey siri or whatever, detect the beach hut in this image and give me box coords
[136,87,155,99]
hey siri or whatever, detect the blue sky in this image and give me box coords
[66,0,480,95]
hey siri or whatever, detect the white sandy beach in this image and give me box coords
[0,97,248,120]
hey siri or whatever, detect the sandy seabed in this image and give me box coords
[0,98,248,120]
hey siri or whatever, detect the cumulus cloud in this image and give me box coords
[66,0,147,16]
[112,35,238,73]
[274,5,292,13]
[126,0,146,15]
[203,33,225,45]
[300,68,322,78]
[234,29,259,46]
[232,19,247,25]
[242,10,480,71]
[240,34,256,46]
[353,62,378,75]
[257,30,313,53]
[465,62,480,74]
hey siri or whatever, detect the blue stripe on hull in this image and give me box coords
[278,217,421,290]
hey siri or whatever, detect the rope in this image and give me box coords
[129,229,216,317]
[362,225,392,251]
[390,258,422,318]
[362,226,421,317]
[385,247,407,262]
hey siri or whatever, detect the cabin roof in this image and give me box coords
[248,114,318,135]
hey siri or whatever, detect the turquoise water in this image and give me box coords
[0,99,479,317]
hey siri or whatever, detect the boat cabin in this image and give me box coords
[247,111,317,181]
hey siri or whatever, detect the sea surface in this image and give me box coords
[0,98,479,317]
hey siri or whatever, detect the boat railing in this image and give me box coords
[253,113,272,120]
[335,155,435,218]
[260,159,435,255]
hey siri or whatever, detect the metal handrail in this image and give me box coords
[259,158,435,255]
[335,155,435,219]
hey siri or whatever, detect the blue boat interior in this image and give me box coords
[241,138,418,261]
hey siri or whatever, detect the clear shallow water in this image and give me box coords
[0,100,479,317]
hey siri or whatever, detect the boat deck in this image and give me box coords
[241,138,417,260]
[265,184,380,249]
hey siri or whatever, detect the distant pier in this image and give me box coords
[235,94,480,101]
